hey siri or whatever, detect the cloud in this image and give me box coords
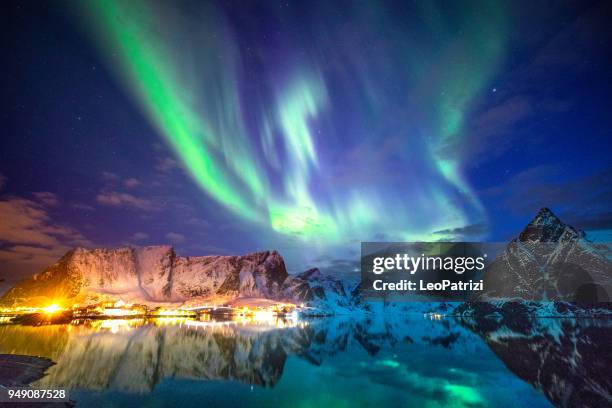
[524,2,611,81]
[328,136,407,186]
[186,217,210,229]
[96,191,156,210]
[165,232,185,244]
[447,4,610,167]
[101,171,119,181]
[73,203,95,211]
[447,94,571,166]
[484,166,612,230]
[0,198,84,247]
[0,246,68,274]
[124,178,140,188]
[432,223,488,239]
[152,142,166,152]
[464,97,533,160]
[436,96,534,164]
[33,191,60,207]
[0,197,92,280]
[565,212,612,231]
[185,243,231,255]
[132,232,149,241]
[156,157,179,173]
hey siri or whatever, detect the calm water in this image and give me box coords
[0,313,609,407]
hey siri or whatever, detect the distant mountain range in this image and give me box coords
[1,208,610,312]
[0,245,350,312]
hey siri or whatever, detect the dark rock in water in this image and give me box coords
[0,354,74,407]
[0,354,54,387]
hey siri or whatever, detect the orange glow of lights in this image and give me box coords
[42,304,62,314]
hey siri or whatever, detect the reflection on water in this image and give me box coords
[0,313,609,407]
[458,314,612,408]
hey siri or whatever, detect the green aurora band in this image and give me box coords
[79,0,507,244]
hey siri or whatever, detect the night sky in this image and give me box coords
[1,0,611,281]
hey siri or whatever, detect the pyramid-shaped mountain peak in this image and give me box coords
[519,207,583,242]
[529,207,563,227]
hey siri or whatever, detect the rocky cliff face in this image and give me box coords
[281,268,351,311]
[0,246,289,307]
[0,354,55,387]
[480,208,611,302]
[0,246,353,310]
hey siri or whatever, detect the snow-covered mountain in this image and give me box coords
[281,268,353,313]
[455,208,611,319]
[518,207,585,242]
[2,208,609,314]
[479,208,611,302]
[0,246,353,310]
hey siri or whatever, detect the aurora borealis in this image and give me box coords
[79,0,507,243]
[1,4,611,408]
[1,0,611,277]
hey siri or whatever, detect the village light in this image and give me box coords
[42,304,62,314]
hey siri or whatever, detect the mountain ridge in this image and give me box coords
[1,246,289,307]
[2,207,610,312]
[479,207,611,302]
[518,207,585,242]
